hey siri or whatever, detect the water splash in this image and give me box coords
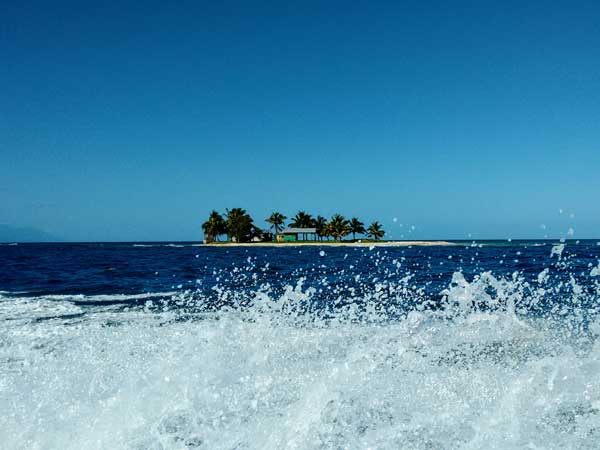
[1,247,600,449]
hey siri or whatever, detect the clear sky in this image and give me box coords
[2,0,599,241]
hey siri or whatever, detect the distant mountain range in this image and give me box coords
[0,225,60,243]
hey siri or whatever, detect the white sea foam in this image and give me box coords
[0,292,177,323]
[551,243,565,258]
[1,274,599,449]
[0,291,176,304]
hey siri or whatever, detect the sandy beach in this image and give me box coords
[204,240,456,247]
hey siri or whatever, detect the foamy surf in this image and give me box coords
[1,265,599,450]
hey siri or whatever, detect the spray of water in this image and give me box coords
[1,251,600,450]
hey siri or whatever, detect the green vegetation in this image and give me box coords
[349,217,365,241]
[367,221,385,240]
[201,210,226,242]
[225,208,254,243]
[289,211,313,228]
[326,214,350,241]
[314,215,327,241]
[265,212,287,239]
[201,209,386,243]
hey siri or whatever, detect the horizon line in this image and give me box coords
[2,238,599,245]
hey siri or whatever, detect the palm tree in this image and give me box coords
[314,215,327,241]
[320,221,331,241]
[289,211,314,240]
[265,212,287,241]
[349,217,365,241]
[225,208,254,243]
[328,214,350,241]
[289,211,314,227]
[202,210,226,242]
[367,221,385,241]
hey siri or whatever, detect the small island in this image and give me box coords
[201,209,454,247]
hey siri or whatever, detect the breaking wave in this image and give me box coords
[2,256,600,450]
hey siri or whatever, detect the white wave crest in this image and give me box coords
[1,275,599,450]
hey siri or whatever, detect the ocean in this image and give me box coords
[1,241,600,449]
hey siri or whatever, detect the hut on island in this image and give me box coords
[276,227,317,242]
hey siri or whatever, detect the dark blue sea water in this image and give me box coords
[2,241,600,315]
[2,241,600,449]
[2,240,599,297]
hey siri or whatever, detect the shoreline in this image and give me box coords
[204,240,456,247]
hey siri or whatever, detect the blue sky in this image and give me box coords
[2,0,599,241]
